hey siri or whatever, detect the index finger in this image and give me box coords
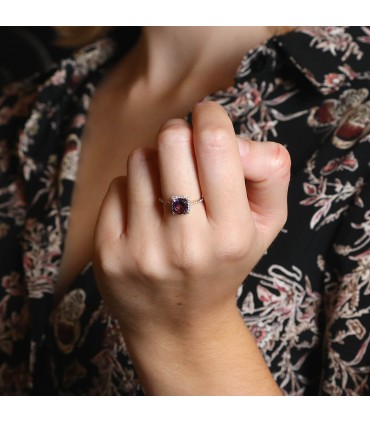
[191,101,252,227]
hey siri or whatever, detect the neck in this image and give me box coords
[119,27,275,100]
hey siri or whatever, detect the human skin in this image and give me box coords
[56,27,280,300]
[92,99,290,395]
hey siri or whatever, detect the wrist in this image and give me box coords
[120,305,281,395]
[119,297,238,345]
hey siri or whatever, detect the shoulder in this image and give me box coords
[0,37,118,187]
[274,27,370,92]
[0,37,117,127]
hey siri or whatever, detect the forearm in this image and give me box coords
[94,102,290,396]
[121,305,282,396]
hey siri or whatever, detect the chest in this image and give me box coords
[56,118,150,299]
[53,52,232,301]
[55,98,192,301]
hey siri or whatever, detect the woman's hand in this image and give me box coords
[92,101,290,395]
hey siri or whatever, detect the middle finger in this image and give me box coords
[192,101,252,227]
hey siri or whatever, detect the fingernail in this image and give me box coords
[237,138,250,157]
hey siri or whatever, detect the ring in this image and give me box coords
[159,195,204,215]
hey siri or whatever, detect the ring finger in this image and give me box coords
[157,119,207,227]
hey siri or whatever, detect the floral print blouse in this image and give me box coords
[1,27,370,395]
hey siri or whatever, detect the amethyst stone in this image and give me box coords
[171,196,190,215]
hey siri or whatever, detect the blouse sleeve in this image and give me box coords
[321,143,370,395]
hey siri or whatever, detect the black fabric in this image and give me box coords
[0,27,370,395]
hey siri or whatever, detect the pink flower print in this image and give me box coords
[346,319,366,340]
[312,100,337,126]
[321,152,358,175]
[1,272,23,296]
[324,73,346,91]
[250,324,267,344]
[71,114,86,129]
[50,69,67,86]
[357,26,370,44]
[0,107,12,126]
[333,102,370,149]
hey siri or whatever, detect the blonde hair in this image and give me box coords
[54,26,112,48]
[54,26,296,49]
[274,26,297,36]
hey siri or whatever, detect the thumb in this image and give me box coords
[237,137,291,244]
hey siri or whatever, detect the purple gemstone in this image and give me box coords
[171,196,190,215]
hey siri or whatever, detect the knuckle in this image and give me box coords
[197,126,231,152]
[127,147,156,167]
[157,120,191,150]
[170,235,206,275]
[267,142,291,177]
[215,230,249,262]
[108,175,126,193]
[92,242,120,279]
[131,247,164,282]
